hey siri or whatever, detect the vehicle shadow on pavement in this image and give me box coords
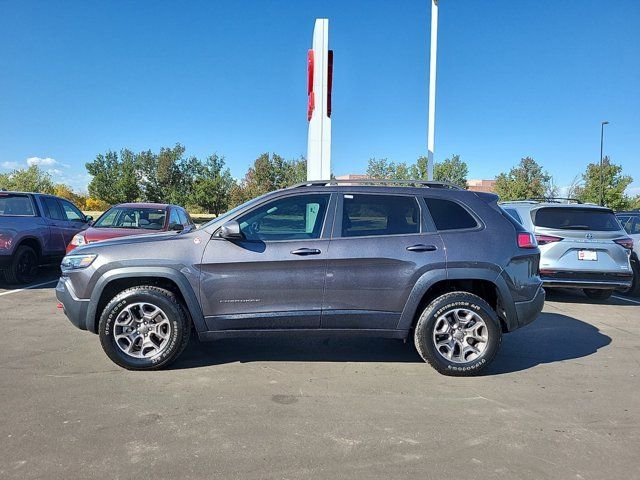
[172,312,611,374]
[0,267,59,290]
[174,335,423,369]
[483,312,611,375]
[544,288,637,306]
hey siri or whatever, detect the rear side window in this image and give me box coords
[424,197,478,231]
[42,197,66,221]
[502,207,523,224]
[533,208,621,231]
[0,194,35,216]
[177,209,189,226]
[341,194,419,237]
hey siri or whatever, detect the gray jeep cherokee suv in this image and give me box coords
[56,180,544,376]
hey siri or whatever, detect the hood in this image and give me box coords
[83,227,164,243]
[77,229,180,251]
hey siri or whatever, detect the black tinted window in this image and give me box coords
[424,197,478,231]
[533,208,621,231]
[502,207,523,224]
[238,194,329,241]
[341,195,419,237]
[0,194,35,216]
[42,197,65,221]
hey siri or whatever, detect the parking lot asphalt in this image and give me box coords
[1,275,639,480]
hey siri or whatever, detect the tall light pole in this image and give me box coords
[600,120,609,206]
[427,0,438,181]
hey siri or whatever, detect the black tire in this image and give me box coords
[98,286,191,370]
[414,291,502,376]
[583,288,613,300]
[4,245,39,284]
[626,257,640,297]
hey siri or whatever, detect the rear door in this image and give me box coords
[40,196,67,256]
[321,193,445,330]
[532,207,630,273]
[199,192,334,330]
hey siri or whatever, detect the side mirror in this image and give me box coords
[84,215,93,224]
[170,223,184,232]
[219,220,243,240]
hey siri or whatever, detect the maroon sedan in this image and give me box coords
[66,203,194,253]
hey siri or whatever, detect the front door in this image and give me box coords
[199,193,334,331]
[322,193,446,330]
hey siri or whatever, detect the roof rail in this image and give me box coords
[527,197,582,204]
[291,179,463,190]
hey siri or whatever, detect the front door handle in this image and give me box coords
[406,244,438,252]
[291,248,322,256]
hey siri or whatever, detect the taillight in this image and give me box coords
[535,234,563,245]
[614,237,634,250]
[517,232,537,249]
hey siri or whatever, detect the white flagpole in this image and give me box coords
[427,0,438,181]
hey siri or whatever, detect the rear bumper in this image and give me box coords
[512,285,545,330]
[541,271,632,290]
[56,276,91,331]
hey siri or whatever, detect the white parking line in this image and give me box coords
[612,295,640,305]
[0,279,59,297]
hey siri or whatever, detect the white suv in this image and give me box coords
[501,200,633,300]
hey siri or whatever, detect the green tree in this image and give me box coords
[575,157,633,210]
[136,144,187,204]
[366,158,411,180]
[231,153,307,206]
[188,154,234,215]
[434,155,468,189]
[494,157,551,201]
[86,149,140,204]
[0,165,55,193]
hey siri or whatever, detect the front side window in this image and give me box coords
[168,208,180,227]
[60,200,84,222]
[93,207,167,230]
[424,197,478,231]
[0,194,35,216]
[341,194,419,238]
[237,194,330,241]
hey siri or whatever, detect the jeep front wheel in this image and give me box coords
[414,291,502,376]
[98,286,191,370]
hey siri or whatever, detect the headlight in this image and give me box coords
[61,254,98,271]
[70,233,87,246]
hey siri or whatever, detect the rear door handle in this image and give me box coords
[290,248,322,256]
[406,244,438,252]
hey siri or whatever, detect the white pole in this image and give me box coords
[427,0,438,181]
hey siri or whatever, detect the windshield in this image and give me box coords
[532,207,621,231]
[94,207,167,230]
[0,194,35,216]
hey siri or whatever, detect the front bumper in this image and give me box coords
[56,276,91,331]
[540,270,633,290]
[513,284,545,329]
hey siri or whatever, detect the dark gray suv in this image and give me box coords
[56,180,544,376]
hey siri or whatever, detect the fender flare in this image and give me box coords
[396,267,516,331]
[86,266,207,333]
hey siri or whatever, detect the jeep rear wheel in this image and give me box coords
[98,286,191,370]
[414,291,502,376]
[5,245,39,284]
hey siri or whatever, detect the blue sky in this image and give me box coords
[1,0,638,193]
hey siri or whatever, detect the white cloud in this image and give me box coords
[48,168,63,176]
[26,156,59,167]
[1,161,20,169]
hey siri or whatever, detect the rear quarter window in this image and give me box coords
[0,194,35,216]
[424,197,478,231]
[532,207,621,231]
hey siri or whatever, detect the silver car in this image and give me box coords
[501,200,633,300]
[615,211,640,296]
